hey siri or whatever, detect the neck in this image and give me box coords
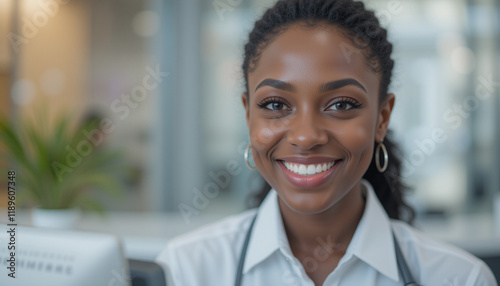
[279,182,366,254]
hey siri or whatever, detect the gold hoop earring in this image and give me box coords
[375,141,388,173]
[244,144,256,170]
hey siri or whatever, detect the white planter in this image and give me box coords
[31,207,81,229]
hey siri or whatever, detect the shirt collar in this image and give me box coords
[243,180,400,282]
[243,189,287,273]
[350,179,400,282]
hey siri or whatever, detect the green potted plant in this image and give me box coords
[0,113,125,229]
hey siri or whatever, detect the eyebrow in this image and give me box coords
[254,78,367,94]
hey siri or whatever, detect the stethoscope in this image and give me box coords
[235,214,419,286]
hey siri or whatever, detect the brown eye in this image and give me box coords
[326,97,363,112]
[330,102,352,111]
[265,102,286,111]
[257,96,291,112]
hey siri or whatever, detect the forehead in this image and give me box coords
[248,23,380,95]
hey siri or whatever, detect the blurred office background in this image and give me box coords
[0,0,499,248]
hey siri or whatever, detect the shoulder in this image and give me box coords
[156,209,257,285]
[163,209,256,250]
[390,220,497,286]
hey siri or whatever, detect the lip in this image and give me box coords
[277,159,342,189]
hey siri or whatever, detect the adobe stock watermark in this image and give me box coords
[8,0,71,54]
[374,0,404,28]
[340,0,403,64]
[300,235,346,274]
[254,116,293,146]
[177,140,253,224]
[107,266,130,286]
[179,116,295,224]
[402,74,500,177]
[110,65,169,120]
[51,64,169,182]
[212,0,243,21]
[280,235,347,285]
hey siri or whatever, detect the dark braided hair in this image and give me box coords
[242,0,415,224]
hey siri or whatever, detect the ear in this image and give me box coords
[241,92,250,128]
[375,93,395,143]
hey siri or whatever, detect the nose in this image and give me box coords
[285,110,329,150]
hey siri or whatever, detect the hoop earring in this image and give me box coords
[244,144,256,170]
[375,141,389,173]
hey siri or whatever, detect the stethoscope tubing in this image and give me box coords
[235,213,418,286]
[234,214,258,286]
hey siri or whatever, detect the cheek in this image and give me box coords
[248,118,286,152]
[334,117,375,156]
[248,118,286,186]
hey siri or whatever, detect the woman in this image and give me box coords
[156,0,497,285]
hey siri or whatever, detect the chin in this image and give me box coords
[277,187,350,215]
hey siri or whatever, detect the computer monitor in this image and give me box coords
[129,259,167,286]
[0,225,130,286]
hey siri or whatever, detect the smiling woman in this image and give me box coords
[242,23,395,217]
[156,1,497,285]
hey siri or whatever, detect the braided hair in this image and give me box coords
[242,0,415,224]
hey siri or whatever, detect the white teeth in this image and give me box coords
[298,165,307,175]
[315,165,322,173]
[282,160,338,176]
[306,165,316,175]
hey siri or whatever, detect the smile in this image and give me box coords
[277,159,343,189]
[282,161,337,176]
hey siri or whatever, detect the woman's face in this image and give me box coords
[242,24,394,214]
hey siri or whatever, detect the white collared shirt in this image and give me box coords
[156,180,497,286]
